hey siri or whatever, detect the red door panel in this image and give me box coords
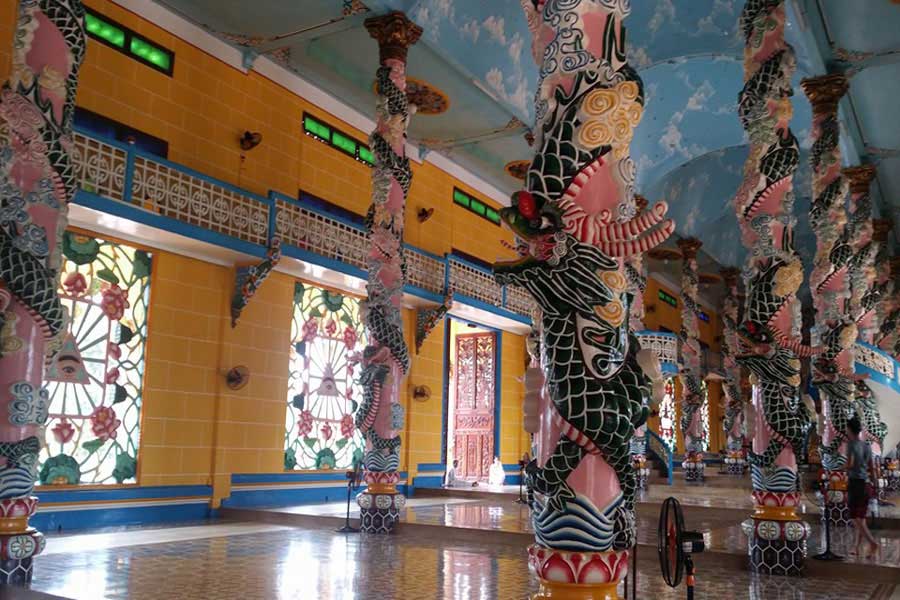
[454,332,495,481]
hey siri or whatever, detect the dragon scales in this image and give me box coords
[628,196,652,491]
[494,1,673,597]
[677,238,706,482]
[720,267,747,475]
[0,0,86,583]
[733,0,813,576]
[353,12,421,535]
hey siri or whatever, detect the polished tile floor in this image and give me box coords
[28,523,897,600]
[264,494,900,569]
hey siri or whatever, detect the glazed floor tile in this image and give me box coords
[29,526,894,600]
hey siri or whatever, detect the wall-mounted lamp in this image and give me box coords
[417,207,434,223]
[645,304,656,314]
[411,385,431,402]
[240,131,262,151]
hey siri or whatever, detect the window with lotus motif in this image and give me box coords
[38,232,151,486]
[284,281,365,471]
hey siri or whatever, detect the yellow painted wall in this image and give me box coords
[642,277,726,455]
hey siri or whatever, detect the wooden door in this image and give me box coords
[454,332,496,481]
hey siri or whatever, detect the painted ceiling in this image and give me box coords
[157,0,899,273]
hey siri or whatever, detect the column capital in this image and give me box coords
[872,218,893,242]
[677,237,703,260]
[842,165,877,194]
[365,11,422,64]
[801,74,849,115]
[720,267,741,289]
[634,194,649,213]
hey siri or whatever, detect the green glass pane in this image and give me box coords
[485,208,500,224]
[358,146,374,165]
[453,189,470,208]
[130,38,172,70]
[331,131,357,156]
[303,116,331,140]
[86,14,125,48]
[470,200,486,216]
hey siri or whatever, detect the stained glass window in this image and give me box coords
[659,377,676,451]
[284,281,365,471]
[39,232,151,485]
[699,380,710,453]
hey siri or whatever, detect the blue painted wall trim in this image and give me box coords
[223,484,410,509]
[494,331,502,458]
[37,484,212,504]
[33,502,211,533]
[441,316,450,464]
[233,472,407,484]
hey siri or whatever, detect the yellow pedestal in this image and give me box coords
[532,579,620,600]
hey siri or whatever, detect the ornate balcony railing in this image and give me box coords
[70,129,530,322]
[636,331,679,374]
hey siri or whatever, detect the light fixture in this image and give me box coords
[240,131,262,151]
[417,207,434,223]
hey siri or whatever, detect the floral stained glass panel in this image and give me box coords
[284,282,365,471]
[659,377,676,451]
[39,232,151,486]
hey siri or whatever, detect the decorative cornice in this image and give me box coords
[801,74,849,115]
[676,237,703,260]
[365,12,422,64]
[842,164,877,194]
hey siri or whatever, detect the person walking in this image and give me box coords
[847,416,879,559]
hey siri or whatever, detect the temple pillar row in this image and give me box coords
[677,238,706,483]
[720,267,747,476]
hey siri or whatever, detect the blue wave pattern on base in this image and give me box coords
[364,451,399,473]
[0,467,36,499]
[533,492,620,552]
[750,465,797,493]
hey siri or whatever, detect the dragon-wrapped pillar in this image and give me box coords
[720,267,747,476]
[629,196,651,491]
[0,0,86,583]
[870,219,893,347]
[354,11,421,535]
[801,74,855,528]
[677,238,706,482]
[734,0,813,576]
[494,2,673,597]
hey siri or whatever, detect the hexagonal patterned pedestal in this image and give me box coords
[683,463,704,483]
[726,462,746,475]
[743,518,809,576]
[0,557,33,585]
[821,502,851,528]
[357,491,405,534]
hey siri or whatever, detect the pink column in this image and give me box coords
[677,238,706,482]
[354,11,421,534]
[720,267,746,475]
[802,75,855,527]
[494,2,673,598]
[733,0,812,576]
[0,0,86,584]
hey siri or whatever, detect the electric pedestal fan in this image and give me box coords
[336,461,363,533]
[658,497,705,600]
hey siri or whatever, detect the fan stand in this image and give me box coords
[513,462,528,505]
[813,481,843,561]
[336,471,359,534]
[684,555,695,600]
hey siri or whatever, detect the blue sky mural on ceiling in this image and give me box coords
[158,0,897,266]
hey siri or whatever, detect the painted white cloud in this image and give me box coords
[648,0,676,35]
[627,46,653,69]
[685,80,715,111]
[508,32,524,66]
[461,19,479,43]
[695,0,734,36]
[483,15,507,45]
